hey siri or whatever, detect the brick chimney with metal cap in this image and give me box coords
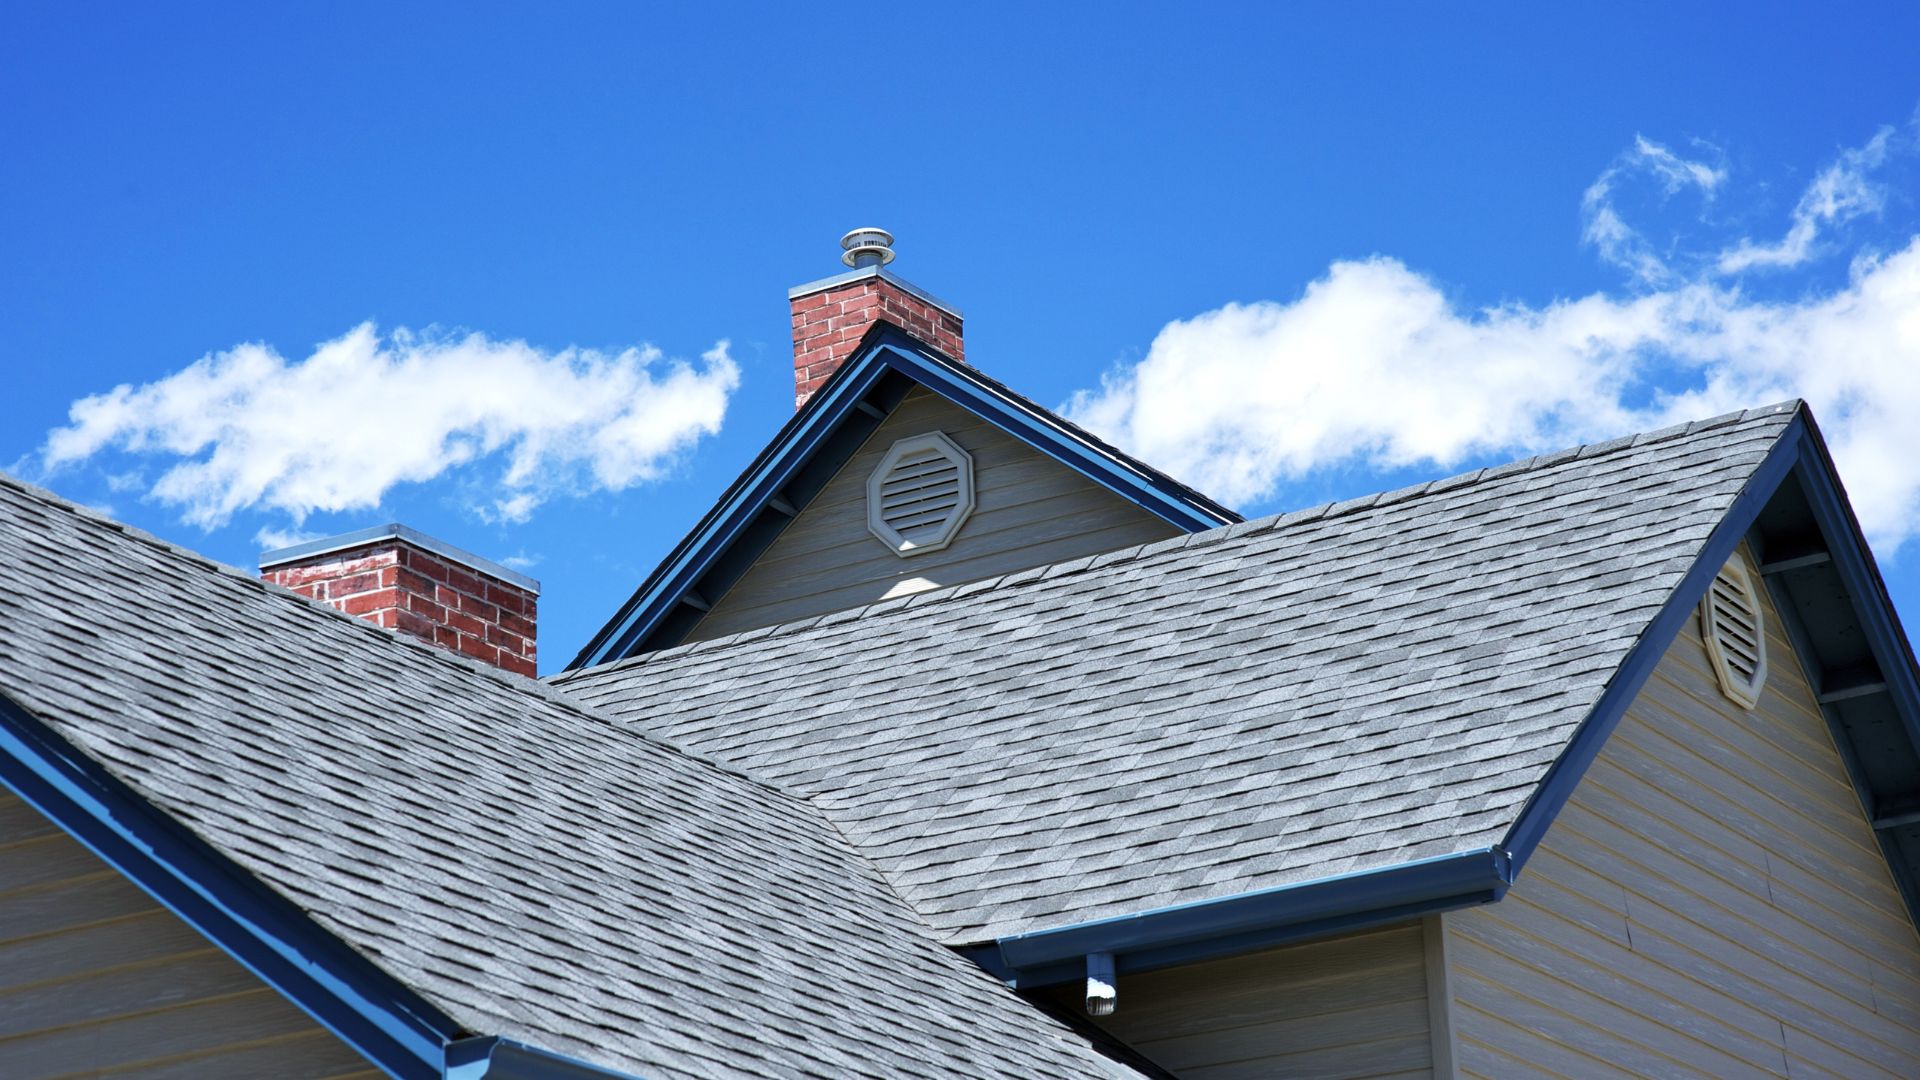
[788,228,964,409]
[260,524,539,677]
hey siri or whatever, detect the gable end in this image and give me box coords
[1502,405,1920,939]
[1445,543,1920,1075]
[569,326,1238,666]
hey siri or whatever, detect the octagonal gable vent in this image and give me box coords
[1700,556,1768,709]
[867,431,975,557]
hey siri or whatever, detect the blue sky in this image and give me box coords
[5,4,1919,671]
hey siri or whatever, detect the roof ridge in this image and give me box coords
[0,470,814,804]
[554,399,1803,682]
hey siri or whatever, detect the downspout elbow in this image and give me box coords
[1084,951,1116,1017]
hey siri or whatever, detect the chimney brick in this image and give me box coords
[261,527,539,678]
[789,273,964,410]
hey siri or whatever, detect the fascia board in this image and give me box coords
[1789,422,1920,752]
[1497,409,1920,932]
[0,691,458,1080]
[567,356,896,667]
[1499,413,1807,873]
[868,337,1233,532]
[977,410,1831,990]
[977,846,1512,987]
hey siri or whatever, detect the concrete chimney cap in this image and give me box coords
[840,227,896,268]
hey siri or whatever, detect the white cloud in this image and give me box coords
[44,323,741,529]
[1719,127,1895,273]
[1629,134,1728,194]
[486,492,543,526]
[499,552,542,571]
[1066,237,1920,552]
[1581,135,1726,285]
[253,525,322,551]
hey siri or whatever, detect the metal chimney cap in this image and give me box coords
[840,227,896,268]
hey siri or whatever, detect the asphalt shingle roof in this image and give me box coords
[0,476,1145,1079]
[555,403,1799,945]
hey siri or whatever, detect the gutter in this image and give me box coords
[967,409,1809,993]
[968,846,1513,989]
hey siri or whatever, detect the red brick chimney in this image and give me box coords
[260,524,538,678]
[789,228,964,409]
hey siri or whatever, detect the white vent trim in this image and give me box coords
[1700,555,1768,709]
[867,431,975,557]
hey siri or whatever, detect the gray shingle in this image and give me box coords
[0,477,1143,1079]
[557,405,1798,945]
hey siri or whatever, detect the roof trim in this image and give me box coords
[568,324,1239,669]
[1503,403,1920,929]
[260,522,541,595]
[0,688,461,1080]
[966,846,1512,989]
[1776,422,1920,919]
[968,404,1871,987]
[1495,401,1920,930]
[1500,406,1807,870]
[1793,422,1920,764]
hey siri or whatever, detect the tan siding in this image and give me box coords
[1049,922,1435,1079]
[0,792,378,1079]
[1447,547,1920,1079]
[688,387,1180,640]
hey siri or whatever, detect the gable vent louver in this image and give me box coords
[1700,556,1768,709]
[867,431,975,557]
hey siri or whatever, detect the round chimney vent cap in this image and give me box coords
[840,227,896,268]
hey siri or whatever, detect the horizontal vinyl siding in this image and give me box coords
[0,792,379,1079]
[1053,922,1435,1079]
[687,387,1180,640]
[1447,548,1920,1079]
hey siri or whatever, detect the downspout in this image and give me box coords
[1085,951,1117,1016]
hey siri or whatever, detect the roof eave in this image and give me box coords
[969,401,1920,989]
[967,846,1513,989]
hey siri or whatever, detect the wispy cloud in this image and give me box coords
[1718,127,1896,273]
[1068,118,1920,553]
[254,525,322,551]
[43,323,741,530]
[1581,135,1726,285]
